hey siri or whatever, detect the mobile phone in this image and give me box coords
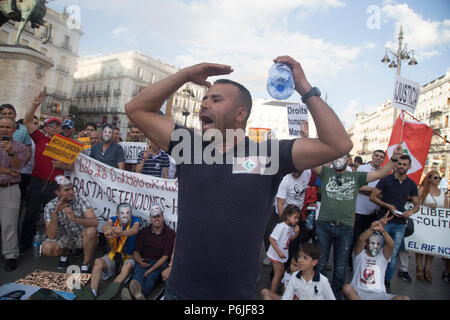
[1,136,10,141]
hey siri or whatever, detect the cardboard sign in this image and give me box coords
[248,128,271,142]
[287,104,308,137]
[42,133,84,164]
[78,136,91,150]
[392,76,421,113]
[119,142,148,164]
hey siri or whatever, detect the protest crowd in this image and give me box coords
[0,56,449,301]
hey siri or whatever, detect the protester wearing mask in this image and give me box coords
[89,123,125,170]
[311,144,403,299]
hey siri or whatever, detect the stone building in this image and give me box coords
[0,7,82,121]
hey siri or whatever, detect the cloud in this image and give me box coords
[340,100,379,129]
[381,3,450,60]
[111,26,129,36]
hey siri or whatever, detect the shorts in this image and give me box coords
[100,254,135,282]
[356,288,395,300]
[44,233,83,251]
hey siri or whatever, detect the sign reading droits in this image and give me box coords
[286,104,308,137]
[42,133,84,164]
[392,76,421,113]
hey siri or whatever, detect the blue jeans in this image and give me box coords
[132,260,168,297]
[384,222,406,283]
[316,221,354,297]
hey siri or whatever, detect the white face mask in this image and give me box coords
[118,206,132,225]
[332,155,348,171]
[368,234,383,256]
[102,128,113,143]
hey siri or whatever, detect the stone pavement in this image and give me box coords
[1,241,449,300]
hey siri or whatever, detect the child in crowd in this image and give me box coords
[261,249,301,300]
[266,204,300,293]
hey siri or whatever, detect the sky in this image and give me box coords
[48,0,450,128]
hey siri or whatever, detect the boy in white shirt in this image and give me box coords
[343,213,410,300]
[261,243,335,300]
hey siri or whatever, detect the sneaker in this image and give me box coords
[80,264,90,274]
[121,288,133,300]
[57,250,72,270]
[4,259,17,272]
[397,271,412,283]
[262,256,271,266]
[385,281,391,294]
[129,279,145,300]
[442,272,450,282]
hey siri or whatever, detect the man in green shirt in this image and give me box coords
[312,144,402,299]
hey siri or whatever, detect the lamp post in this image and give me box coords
[380,25,418,122]
[381,25,418,76]
[181,86,195,128]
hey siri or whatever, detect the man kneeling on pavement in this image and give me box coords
[74,203,141,300]
[42,176,98,272]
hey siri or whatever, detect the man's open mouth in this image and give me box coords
[200,114,215,131]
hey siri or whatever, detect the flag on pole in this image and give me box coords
[383,112,433,185]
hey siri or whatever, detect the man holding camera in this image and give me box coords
[0,117,27,271]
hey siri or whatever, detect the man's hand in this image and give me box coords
[112,226,122,237]
[299,120,309,138]
[0,140,14,154]
[379,212,394,227]
[391,144,403,160]
[52,160,66,170]
[62,207,75,221]
[140,260,150,269]
[161,265,171,281]
[32,91,46,109]
[183,63,233,88]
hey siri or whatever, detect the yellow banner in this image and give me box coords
[78,136,91,150]
[42,133,84,164]
[248,127,271,142]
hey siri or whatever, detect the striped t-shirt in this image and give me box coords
[137,149,170,177]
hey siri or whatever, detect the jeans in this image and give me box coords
[316,221,354,298]
[384,222,406,283]
[132,260,168,297]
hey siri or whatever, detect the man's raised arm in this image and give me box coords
[274,56,353,171]
[24,91,45,135]
[125,63,233,152]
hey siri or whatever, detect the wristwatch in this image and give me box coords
[301,87,321,103]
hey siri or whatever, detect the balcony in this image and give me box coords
[76,92,82,98]
[82,91,88,98]
[113,89,121,96]
[61,42,72,52]
[103,89,111,97]
[96,90,103,97]
[89,91,95,98]
[56,65,70,75]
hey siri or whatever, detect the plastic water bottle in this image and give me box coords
[306,211,315,231]
[32,231,41,258]
[266,62,295,100]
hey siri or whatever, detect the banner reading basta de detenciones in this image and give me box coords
[70,153,178,231]
[406,206,450,259]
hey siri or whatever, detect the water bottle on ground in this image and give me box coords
[306,210,315,231]
[32,231,41,258]
[266,62,295,100]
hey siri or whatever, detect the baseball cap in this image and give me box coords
[44,117,62,126]
[62,119,74,129]
[150,204,163,217]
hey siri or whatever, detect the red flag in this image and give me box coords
[382,112,433,185]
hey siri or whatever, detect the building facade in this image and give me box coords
[73,51,205,137]
[347,71,450,180]
[0,7,83,121]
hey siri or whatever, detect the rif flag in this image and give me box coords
[383,112,432,185]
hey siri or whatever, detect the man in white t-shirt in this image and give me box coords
[353,150,385,242]
[343,214,410,300]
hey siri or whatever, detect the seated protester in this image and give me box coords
[343,213,410,300]
[121,204,176,300]
[42,176,98,272]
[74,203,141,300]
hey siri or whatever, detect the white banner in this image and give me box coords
[405,206,450,258]
[392,76,421,113]
[286,104,308,137]
[70,153,178,231]
[119,142,148,164]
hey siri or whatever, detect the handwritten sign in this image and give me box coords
[78,137,91,150]
[119,142,148,164]
[287,104,308,137]
[42,133,84,164]
[71,153,178,231]
[392,76,421,113]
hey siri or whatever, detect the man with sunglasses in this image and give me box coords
[311,144,403,299]
[19,92,75,251]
